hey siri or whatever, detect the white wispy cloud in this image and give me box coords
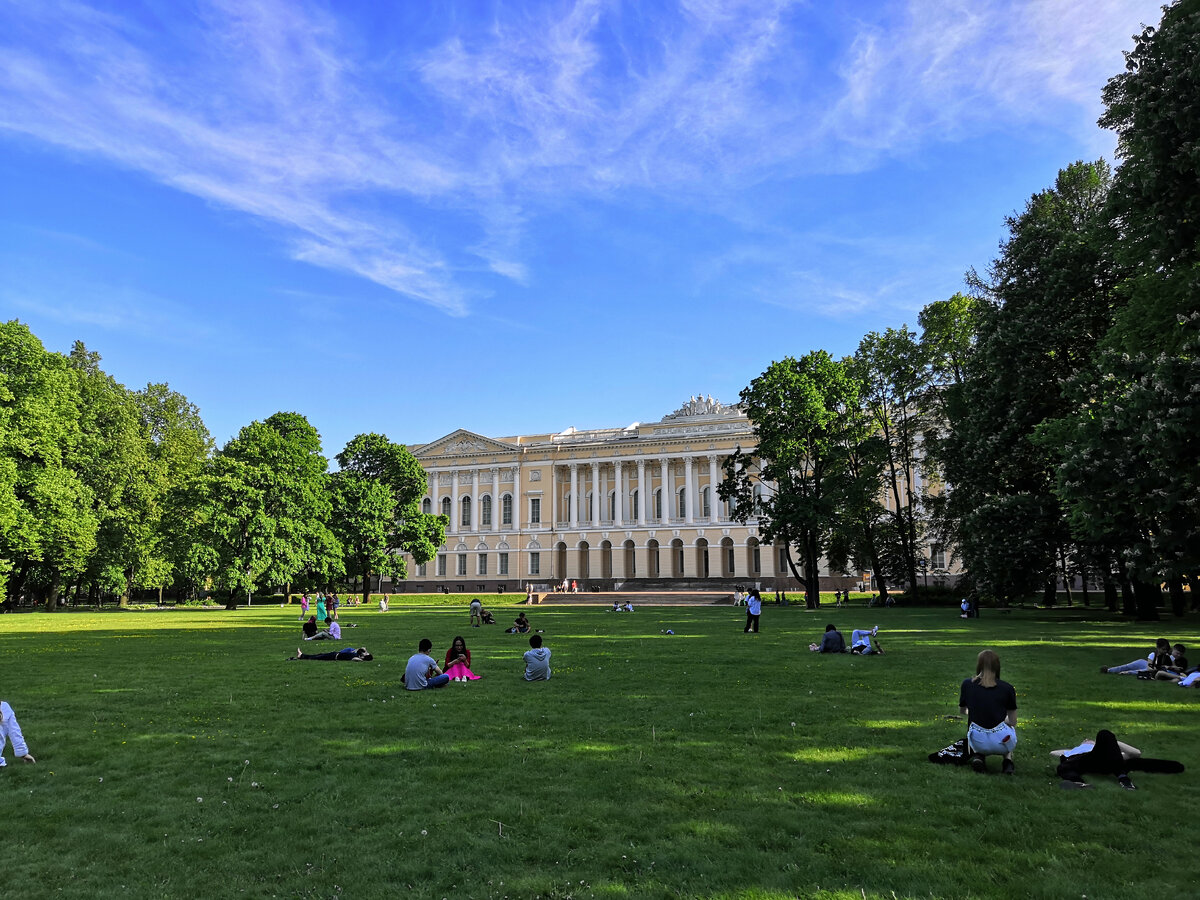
[0,0,1163,316]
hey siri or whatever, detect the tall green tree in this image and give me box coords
[943,161,1123,605]
[189,412,341,607]
[332,433,446,604]
[854,327,927,591]
[720,351,858,608]
[0,322,96,606]
[67,342,157,607]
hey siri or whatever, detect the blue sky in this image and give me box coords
[0,0,1164,455]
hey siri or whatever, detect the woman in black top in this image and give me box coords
[959,649,1018,775]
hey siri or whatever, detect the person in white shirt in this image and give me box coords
[0,700,35,766]
[744,588,763,633]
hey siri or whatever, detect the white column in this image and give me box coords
[429,474,438,517]
[450,470,459,533]
[659,457,670,523]
[569,464,579,528]
[470,468,480,533]
[491,466,499,531]
[511,465,521,533]
[708,454,720,523]
[614,461,624,527]
[684,456,695,525]
[591,462,601,527]
[551,467,558,528]
[636,459,647,526]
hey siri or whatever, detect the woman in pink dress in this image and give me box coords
[444,635,480,682]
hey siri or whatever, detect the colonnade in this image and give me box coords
[552,454,727,529]
[428,465,520,535]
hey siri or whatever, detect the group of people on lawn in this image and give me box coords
[1100,639,1198,685]
[399,632,552,689]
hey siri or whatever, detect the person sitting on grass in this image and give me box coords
[444,635,480,682]
[850,626,882,655]
[959,649,1018,775]
[290,647,373,661]
[809,624,846,653]
[509,612,531,634]
[307,617,341,641]
[1151,644,1190,681]
[379,595,389,612]
[1100,639,1172,675]
[523,634,552,681]
[0,700,36,765]
[480,608,497,625]
[403,639,450,690]
[1052,729,1185,790]
[302,615,319,639]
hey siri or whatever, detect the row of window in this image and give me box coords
[426,552,538,577]
[422,486,765,528]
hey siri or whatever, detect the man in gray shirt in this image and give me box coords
[404,638,450,690]
[523,634,552,681]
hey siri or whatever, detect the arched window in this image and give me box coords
[422,497,431,514]
[702,486,711,518]
[678,487,687,518]
[654,489,662,520]
[631,489,639,520]
[461,495,472,527]
[481,494,492,526]
[501,493,513,525]
[441,497,451,518]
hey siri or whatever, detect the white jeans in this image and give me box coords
[968,722,1017,755]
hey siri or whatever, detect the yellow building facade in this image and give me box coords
[400,396,797,592]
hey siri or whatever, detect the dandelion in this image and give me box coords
[421,829,428,836]
[251,782,259,788]
[244,759,249,766]
[197,797,203,803]
[227,777,233,782]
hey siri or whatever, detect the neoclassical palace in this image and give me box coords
[396,396,882,593]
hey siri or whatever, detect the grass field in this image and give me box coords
[2,600,1197,899]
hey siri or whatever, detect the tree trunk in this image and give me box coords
[1059,549,1073,607]
[119,569,132,608]
[225,586,239,610]
[1167,576,1186,617]
[1188,574,1200,612]
[1132,578,1160,621]
[43,572,62,611]
[1116,560,1135,616]
[1043,578,1056,608]
[361,568,371,607]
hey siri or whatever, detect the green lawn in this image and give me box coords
[2,602,1197,899]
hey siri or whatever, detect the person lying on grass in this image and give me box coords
[1051,730,1185,790]
[290,647,373,661]
[809,624,845,653]
[403,638,450,690]
[1100,639,1172,675]
[523,634,552,681]
[850,626,882,655]
[0,700,35,765]
[959,649,1018,775]
[444,635,480,681]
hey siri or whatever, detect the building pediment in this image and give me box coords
[413,429,516,458]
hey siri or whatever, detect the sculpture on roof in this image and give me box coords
[662,395,739,420]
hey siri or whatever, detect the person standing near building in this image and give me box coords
[744,588,762,633]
